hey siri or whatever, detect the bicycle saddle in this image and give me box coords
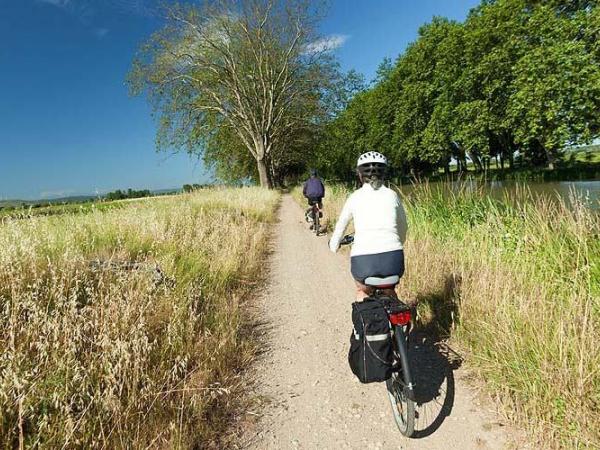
[364,275,400,288]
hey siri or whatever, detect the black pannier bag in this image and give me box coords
[348,299,394,383]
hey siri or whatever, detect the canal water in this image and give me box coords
[400,179,600,209]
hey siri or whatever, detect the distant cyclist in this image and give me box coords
[303,169,325,225]
[329,152,408,301]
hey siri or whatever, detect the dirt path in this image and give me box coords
[244,195,512,450]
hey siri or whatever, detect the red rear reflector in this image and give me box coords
[389,311,411,326]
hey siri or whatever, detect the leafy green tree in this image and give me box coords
[317,89,371,181]
[313,70,367,181]
[392,18,464,175]
[318,0,600,178]
[129,0,338,188]
[203,124,259,184]
[510,41,600,168]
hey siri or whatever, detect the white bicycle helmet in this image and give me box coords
[357,151,388,189]
[356,151,388,167]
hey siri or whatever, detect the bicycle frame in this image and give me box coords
[311,202,320,217]
[391,323,415,401]
[311,202,321,235]
[371,291,415,402]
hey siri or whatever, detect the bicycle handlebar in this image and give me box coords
[339,234,354,246]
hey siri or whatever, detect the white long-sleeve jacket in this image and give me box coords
[329,184,408,257]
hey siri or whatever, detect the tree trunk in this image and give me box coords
[470,152,483,172]
[256,158,272,189]
[268,157,278,188]
[546,151,555,170]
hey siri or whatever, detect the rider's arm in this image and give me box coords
[302,181,307,197]
[396,198,408,245]
[329,197,352,252]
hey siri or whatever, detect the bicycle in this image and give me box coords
[339,234,416,437]
[305,198,322,236]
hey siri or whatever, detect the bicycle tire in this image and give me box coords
[386,330,415,437]
[314,206,320,235]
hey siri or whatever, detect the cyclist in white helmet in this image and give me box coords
[329,151,408,300]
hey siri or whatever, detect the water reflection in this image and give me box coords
[399,179,600,209]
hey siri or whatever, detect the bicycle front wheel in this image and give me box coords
[386,371,415,437]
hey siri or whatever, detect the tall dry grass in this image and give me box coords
[0,187,279,449]
[297,184,599,449]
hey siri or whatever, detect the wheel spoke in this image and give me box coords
[387,372,415,436]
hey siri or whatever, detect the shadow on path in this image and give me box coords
[401,273,465,438]
[408,332,463,438]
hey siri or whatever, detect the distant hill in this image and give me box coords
[0,188,184,209]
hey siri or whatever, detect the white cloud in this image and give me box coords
[40,189,75,199]
[304,34,349,54]
[36,0,115,38]
[106,0,157,18]
[38,0,158,18]
[94,27,109,38]
[38,0,70,8]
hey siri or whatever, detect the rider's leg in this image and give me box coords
[354,281,397,300]
[354,280,372,301]
[305,204,313,224]
[306,199,315,219]
[382,288,398,298]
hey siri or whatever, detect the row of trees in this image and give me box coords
[182,183,210,192]
[105,189,152,201]
[317,0,600,181]
[131,0,599,187]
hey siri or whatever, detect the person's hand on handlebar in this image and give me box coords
[340,234,354,246]
[328,234,353,249]
[329,233,354,252]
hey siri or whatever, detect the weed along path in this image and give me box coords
[243,195,514,450]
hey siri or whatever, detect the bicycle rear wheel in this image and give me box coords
[313,205,320,235]
[386,370,415,437]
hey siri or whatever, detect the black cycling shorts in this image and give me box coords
[307,197,323,207]
[350,250,405,283]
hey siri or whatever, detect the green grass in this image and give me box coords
[307,183,599,449]
[0,194,185,219]
[0,199,126,219]
[0,188,280,449]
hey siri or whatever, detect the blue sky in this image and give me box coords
[0,0,480,200]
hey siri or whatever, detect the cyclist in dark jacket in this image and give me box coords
[303,169,325,227]
[303,169,325,207]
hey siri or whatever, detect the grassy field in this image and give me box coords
[298,184,599,449]
[0,195,182,220]
[569,146,600,163]
[0,188,279,449]
[0,200,125,219]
